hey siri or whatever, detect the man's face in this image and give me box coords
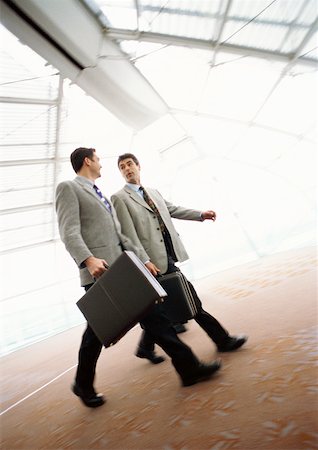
[118,158,140,184]
[87,153,102,179]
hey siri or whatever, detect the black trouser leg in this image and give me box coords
[75,324,102,392]
[187,281,229,346]
[75,284,102,393]
[137,329,155,352]
[140,304,200,379]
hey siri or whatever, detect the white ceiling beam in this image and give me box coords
[1,0,168,129]
[106,28,318,66]
[134,0,140,29]
[210,0,233,67]
[136,5,310,30]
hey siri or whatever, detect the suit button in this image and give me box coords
[160,239,163,242]
[153,216,156,219]
[157,227,160,230]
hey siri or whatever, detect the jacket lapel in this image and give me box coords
[74,178,110,212]
[124,185,153,213]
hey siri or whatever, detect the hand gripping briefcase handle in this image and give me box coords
[157,271,198,324]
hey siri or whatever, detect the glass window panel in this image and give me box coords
[138,0,219,33]
[0,223,53,252]
[97,0,137,29]
[161,138,199,170]
[268,141,317,192]
[198,56,281,121]
[0,207,52,232]
[175,113,248,157]
[0,144,56,161]
[298,0,318,25]
[135,46,211,110]
[60,80,132,154]
[229,0,302,23]
[0,103,57,145]
[298,31,318,61]
[222,21,288,52]
[227,126,298,166]
[302,122,318,143]
[0,163,54,191]
[280,27,311,53]
[56,160,77,185]
[0,186,53,211]
[166,155,316,279]
[131,114,185,154]
[0,279,83,356]
[0,26,58,100]
[149,12,216,40]
[0,242,77,299]
[256,70,318,134]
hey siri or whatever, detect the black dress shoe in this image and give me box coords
[135,348,165,364]
[182,360,222,387]
[173,323,187,334]
[72,383,106,408]
[217,335,248,352]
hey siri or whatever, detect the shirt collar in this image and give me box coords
[76,175,94,188]
[126,182,141,192]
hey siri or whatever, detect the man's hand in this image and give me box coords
[84,256,109,279]
[145,261,161,276]
[201,210,216,221]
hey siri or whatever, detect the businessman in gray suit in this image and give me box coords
[111,153,247,365]
[55,148,222,408]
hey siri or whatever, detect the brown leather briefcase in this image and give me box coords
[158,271,198,323]
[77,251,167,347]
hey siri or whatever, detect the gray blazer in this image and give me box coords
[111,186,203,273]
[55,177,136,286]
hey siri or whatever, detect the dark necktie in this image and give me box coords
[139,186,178,261]
[93,184,112,213]
[139,186,177,261]
[139,186,166,234]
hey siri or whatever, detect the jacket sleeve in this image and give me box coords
[55,181,92,266]
[111,194,150,263]
[157,191,202,221]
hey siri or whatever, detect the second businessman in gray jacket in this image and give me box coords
[111,153,247,364]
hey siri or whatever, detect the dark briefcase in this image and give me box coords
[158,271,197,323]
[77,251,167,347]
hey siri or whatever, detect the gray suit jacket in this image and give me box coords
[55,176,137,286]
[111,186,203,273]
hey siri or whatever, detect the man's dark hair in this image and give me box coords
[70,147,95,173]
[117,153,140,167]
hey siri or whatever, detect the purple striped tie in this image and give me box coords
[93,185,112,213]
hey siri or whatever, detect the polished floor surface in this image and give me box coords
[1,246,317,449]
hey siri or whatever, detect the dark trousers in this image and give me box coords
[138,258,229,353]
[75,284,102,393]
[75,284,201,391]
